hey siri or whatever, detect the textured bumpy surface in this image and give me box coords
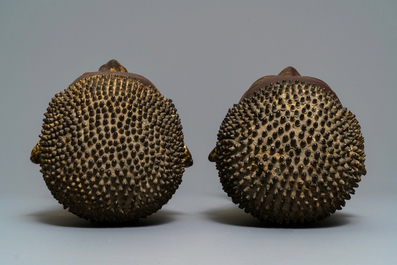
[212,79,366,224]
[36,66,189,223]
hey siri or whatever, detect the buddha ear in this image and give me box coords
[30,141,41,164]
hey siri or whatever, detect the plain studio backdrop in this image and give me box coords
[0,1,396,264]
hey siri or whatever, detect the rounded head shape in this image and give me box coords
[209,67,365,224]
[31,60,192,223]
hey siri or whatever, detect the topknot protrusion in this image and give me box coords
[98,59,128,72]
[278,66,301,77]
[239,66,340,104]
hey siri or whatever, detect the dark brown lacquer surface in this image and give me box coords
[71,59,157,92]
[239,66,340,105]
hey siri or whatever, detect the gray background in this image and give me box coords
[1,0,396,264]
